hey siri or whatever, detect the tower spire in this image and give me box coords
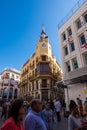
[42,24,45,33]
[41,24,46,35]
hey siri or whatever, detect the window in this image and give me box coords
[15,81,18,85]
[64,46,68,55]
[4,83,8,86]
[36,81,38,89]
[33,61,34,67]
[68,28,72,36]
[80,35,86,45]
[12,74,14,79]
[42,55,46,61]
[32,82,34,90]
[35,68,37,76]
[6,73,9,76]
[72,59,78,69]
[32,71,34,77]
[77,20,82,29]
[84,14,87,23]
[36,57,38,63]
[37,63,50,73]
[84,54,87,65]
[16,76,18,79]
[66,62,71,72]
[42,79,47,87]
[63,33,66,41]
[70,42,75,52]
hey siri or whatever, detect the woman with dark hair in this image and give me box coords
[68,100,81,130]
[0,99,24,130]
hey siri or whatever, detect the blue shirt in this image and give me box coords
[24,110,47,130]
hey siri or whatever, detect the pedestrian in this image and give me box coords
[6,99,11,114]
[0,99,24,130]
[42,102,56,130]
[84,97,87,113]
[76,98,83,117]
[50,100,54,111]
[24,99,47,130]
[0,101,7,120]
[54,98,61,122]
[84,97,87,105]
[68,100,82,130]
[62,99,66,117]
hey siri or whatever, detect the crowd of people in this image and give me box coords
[0,97,87,130]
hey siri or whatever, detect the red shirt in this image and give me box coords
[0,117,24,130]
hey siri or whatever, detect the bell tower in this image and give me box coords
[36,25,52,56]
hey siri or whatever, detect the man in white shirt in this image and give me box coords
[54,99,61,122]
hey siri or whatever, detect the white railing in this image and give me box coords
[58,0,87,29]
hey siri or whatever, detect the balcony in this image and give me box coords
[21,70,28,76]
[39,83,49,90]
[37,71,52,76]
[22,79,28,85]
[3,75,10,79]
[30,64,35,70]
[28,75,36,81]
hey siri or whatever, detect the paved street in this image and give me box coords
[53,116,67,130]
[0,111,68,130]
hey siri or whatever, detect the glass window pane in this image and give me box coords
[70,42,75,51]
[77,20,82,29]
[80,35,86,45]
[37,63,50,72]
[63,33,66,41]
[84,54,87,65]
[73,59,78,69]
[68,29,72,36]
[84,14,87,23]
[42,56,46,61]
[65,47,68,55]
[66,62,71,72]
[42,79,47,87]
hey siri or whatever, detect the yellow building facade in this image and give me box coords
[20,27,61,100]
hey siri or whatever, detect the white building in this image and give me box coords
[58,0,87,109]
[0,68,20,99]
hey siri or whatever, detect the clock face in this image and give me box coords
[42,43,46,48]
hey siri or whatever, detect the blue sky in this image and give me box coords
[0,0,78,72]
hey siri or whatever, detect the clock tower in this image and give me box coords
[36,26,52,56]
[20,26,62,101]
